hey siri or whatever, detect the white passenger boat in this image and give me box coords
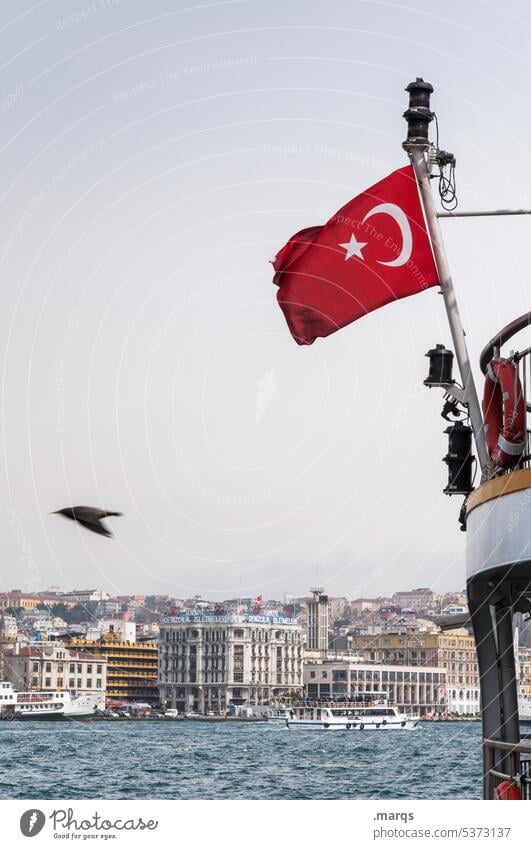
[283,693,419,731]
[0,681,99,721]
[266,707,290,724]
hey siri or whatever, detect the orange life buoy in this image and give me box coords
[482,358,526,469]
[494,780,521,800]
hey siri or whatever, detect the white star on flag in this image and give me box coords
[338,232,368,261]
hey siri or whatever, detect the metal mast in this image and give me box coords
[402,79,488,471]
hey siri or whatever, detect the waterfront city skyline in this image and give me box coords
[0,582,465,603]
[2,2,530,605]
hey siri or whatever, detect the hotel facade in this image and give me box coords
[158,613,304,712]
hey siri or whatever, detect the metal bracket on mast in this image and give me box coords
[439,384,467,405]
[402,79,488,471]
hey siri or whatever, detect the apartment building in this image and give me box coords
[3,643,107,709]
[349,629,479,714]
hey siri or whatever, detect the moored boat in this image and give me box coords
[0,681,99,721]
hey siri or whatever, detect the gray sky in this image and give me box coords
[1,0,530,601]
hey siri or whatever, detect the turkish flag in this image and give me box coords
[273,165,439,345]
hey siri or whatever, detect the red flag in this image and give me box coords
[273,165,439,345]
[256,594,263,602]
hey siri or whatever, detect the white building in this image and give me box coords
[3,642,108,709]
[0,614,17,640]
[440,604,468,616]
[85,619,136,643]
[158,613,304,712]
[62,590,110,603]
[445,683,480,715]
[391,588,436,612]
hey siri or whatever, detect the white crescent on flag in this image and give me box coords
[361,202,413,267]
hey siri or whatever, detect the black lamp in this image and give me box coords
[424,344,454,387]
[443,421,474,495]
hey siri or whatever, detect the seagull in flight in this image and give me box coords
[53,506,122,538]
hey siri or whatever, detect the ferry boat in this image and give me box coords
[266,706,290,724]
[275,693,418,731]
[0,681,99,721]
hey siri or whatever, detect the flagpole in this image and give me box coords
[403,80,488,471]
[438,209,531,218]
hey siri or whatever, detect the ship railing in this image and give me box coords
[479,313,531,472]
[16,692,58,703]
[484,737,531,800]
[286,697,389,708]
[512,348,531,470]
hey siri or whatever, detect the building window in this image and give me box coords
[57,678,63,688]
[69,679,75,688]
[87,664,92,673]
[45,663,52,673]
[77,678,82,688]
[32,662,39,673]
[69,664,75,673]
[96,679,101,688]
[97,665,102,674]
[77,664,82,674]
[86,679,92,688]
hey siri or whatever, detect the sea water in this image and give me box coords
[0,720,482,800]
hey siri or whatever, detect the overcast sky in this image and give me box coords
[1,0,530,601]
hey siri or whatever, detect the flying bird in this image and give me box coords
[53,506,122,538]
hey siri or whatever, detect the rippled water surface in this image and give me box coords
[0,720,482,800]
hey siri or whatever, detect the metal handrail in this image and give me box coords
[484,737,531,799]
[489,768,531,786]
[480,312,531,375]
[484,737,531,755]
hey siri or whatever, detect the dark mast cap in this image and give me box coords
[403,78,434,147]
[405,78,434,109]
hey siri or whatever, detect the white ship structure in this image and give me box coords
[268,693,418,731]
[0,681,99,721]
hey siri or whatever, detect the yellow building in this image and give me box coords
[349,629,479,714]
[66,637,159,704]
[0,592,77,612]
